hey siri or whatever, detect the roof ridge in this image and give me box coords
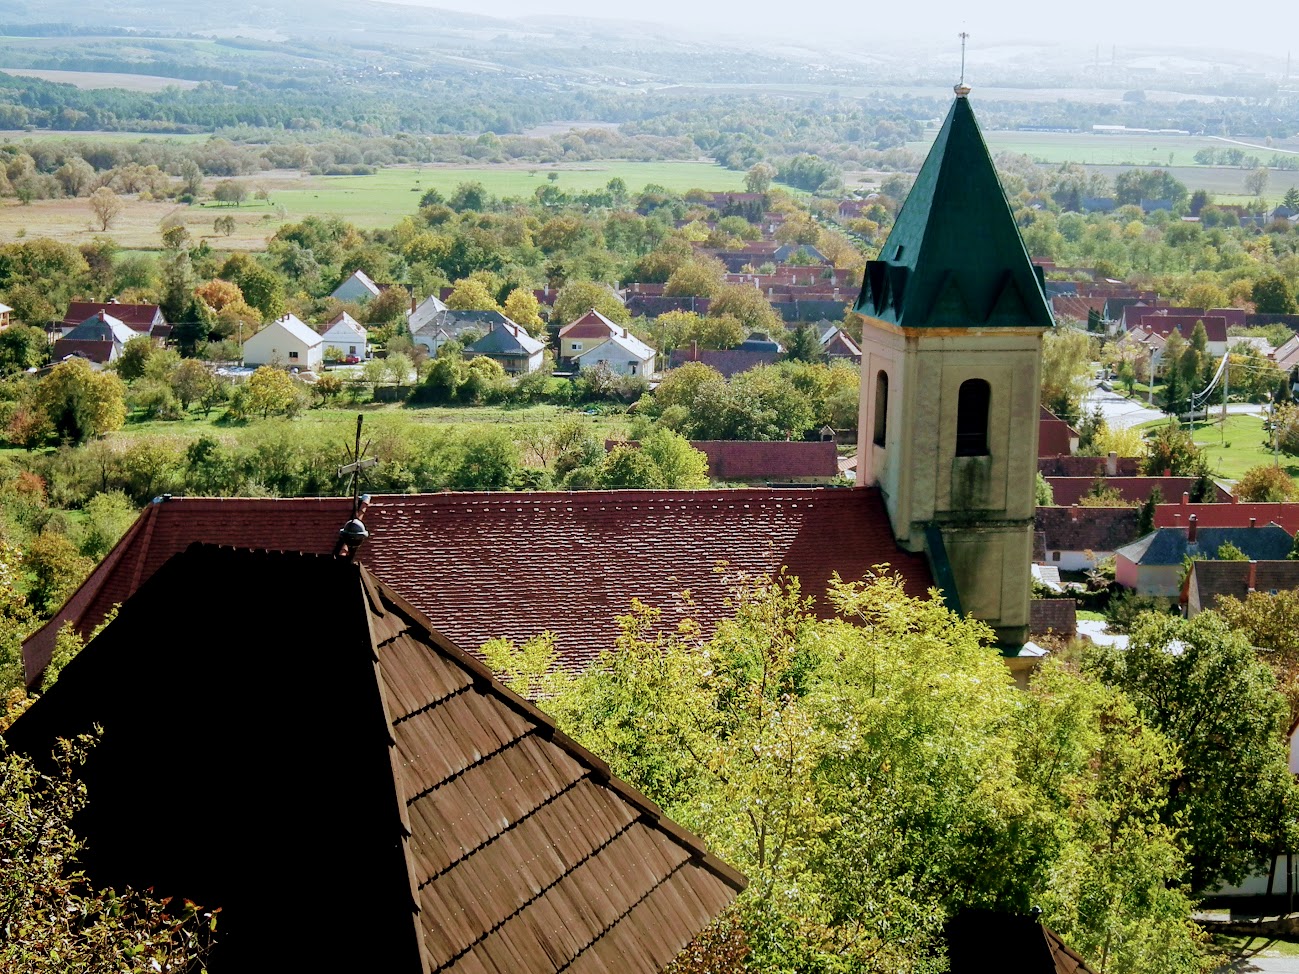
[361,562,749,893]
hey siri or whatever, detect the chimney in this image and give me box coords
[1250,517,1257,528]
[1182,492,1189,506]
[1248,560,1257,593]
[1106,451,1118,476]
[1174,514,1181,525]
[1188,514,1198,544]
[410,293,417,314]
[1165,467,1172,477]
[1071,503,1079,522]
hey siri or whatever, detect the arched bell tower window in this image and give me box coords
[873,371,889,447]
[955,379,991,457]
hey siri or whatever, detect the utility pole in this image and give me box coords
[1221,354,1228,444]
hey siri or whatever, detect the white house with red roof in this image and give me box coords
[557,309,653,372]
[319,312,370,361]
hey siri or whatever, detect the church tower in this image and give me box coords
[855,88,1053,647]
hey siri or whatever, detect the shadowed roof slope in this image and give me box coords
[7,546,744,974]
[24,488,933,685]
[854,96,1053,330]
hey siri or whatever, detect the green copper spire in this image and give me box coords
[855,95,1053,329]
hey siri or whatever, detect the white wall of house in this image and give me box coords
[320,322,369,360]
[243,319,323,370]
[1042,549,1106,573]
[575,342,654,376]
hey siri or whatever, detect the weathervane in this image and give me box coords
[334,414,379,557]
[955,31,972,97]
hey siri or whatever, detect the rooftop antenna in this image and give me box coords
[955,31,971,97]
[335,414,379,556]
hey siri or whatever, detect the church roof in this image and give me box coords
[854,95,1053,330]
[8,545,744,973]
[23,488,934,686]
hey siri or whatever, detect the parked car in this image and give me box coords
[344,355,360,365]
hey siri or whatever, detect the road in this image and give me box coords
[1079,384,1268,431]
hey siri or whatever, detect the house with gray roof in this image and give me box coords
[465,319,545,374]
[1115,519,1294,597]
[331,269,383,304]
[52,311,138,364]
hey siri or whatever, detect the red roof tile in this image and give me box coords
[1155,500,1299,534]
[1138,314,1228,344]
[61,301,163,330]
[1045,476,1230,507]
[24,488,932,685]
[609,440,840,481]
[1038,407,1079,458]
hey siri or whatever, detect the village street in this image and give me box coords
[1080,383,1269,430]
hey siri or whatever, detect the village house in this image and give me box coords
[242,313,324,370]
[407,293,448,334]
[318,311,370,361]
[1037,406,1080,457]
[1035,505,1141,572]
[59,300,169,343]
[51,311,138,365]
[1183,559,1299,617]
[1044,476,1230,507]
[819,324,862,364]
[465,318,546,374]
[1115,519,1294,597]
[330,268,383,304]
[558,308,654,373]
[0,301,11,330]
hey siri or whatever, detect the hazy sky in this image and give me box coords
[393,0,1293,59]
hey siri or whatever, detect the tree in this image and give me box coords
[636,428,709,488]
[664,259,725,298]
[1235,463,1297,502]
[1252,274,1298,315]
[744,163,775,194]
[116,335,157,382]
[598,445,665,489]
[76,490,138,559]
[1143,424,1209,477]
[86,186,123,232]
[1085,612,1299,892]
[502,288,543,332]
[1035,471,1054,505]
[552,281,629,327]
[1039,327,1094,424]
[783,324,824,364]
[24,531,93,616]
[214,215,236,236]
[34,359,127,445]
[245,366,299,419]
[708,284,782,335]
[0,736,217,971]
[169,359,212,411]
[212,179,247,205]
[446,277,501,312]
[449,428,517,489]
[1246,166,1270,198]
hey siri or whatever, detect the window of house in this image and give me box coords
[289,351,299,360]
[1052,551,1061,562]
[570,342,581,350]
[873,371,889,447]
[955,379,991,457]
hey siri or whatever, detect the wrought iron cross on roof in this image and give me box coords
[337,414,378,521]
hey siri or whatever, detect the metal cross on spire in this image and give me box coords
[955,31,972,97]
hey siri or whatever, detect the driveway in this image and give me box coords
[1076,619,1128,649]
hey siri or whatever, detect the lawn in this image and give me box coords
[1136,413,1299,485]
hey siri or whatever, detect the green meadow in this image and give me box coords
[257,161,746,227]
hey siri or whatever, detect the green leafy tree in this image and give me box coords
[1252,274,1299,315]
[598,445,665,489]
[449,428,517,489]
[1085,612,1299,892]
[783,324,824,364]
[744,163,775,194]
[638,428,709,488]
[24,531,93,616]
[1235,463,1297,502]
[1035,471,1054,506]
[1142,424,1210,478]
[552,281,629,327]
[116,335,157,382]
[708,284,782,335]
[245,366,299,419]
[75,490,138,559]
[0,735,217,971]
[1040,327,1094,424]
[169,359,212,411]
[446,278,501,312]
[34,359,127,445]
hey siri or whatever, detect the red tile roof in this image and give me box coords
[1038,407,1079,458]
[1030,599,1077,638]
[1154,500,1299,535]
[23,497,353,682]
[1187,559,1299,612]
[667,348,780,377]
[61,301,163,330]
[10,546,744,973]
[50,340,116,364]
[24,488,932,685]
[1035,506,1142,554]
[1045,476,1230,507]
[1138,314,1228,344]
[610,440,840,481]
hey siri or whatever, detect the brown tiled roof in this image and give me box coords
[24,488,933,685]
[1035,505,1142,554]
[1189,559,1299,610]
[61,301,162,330]
[1138,314,1228,344]
[1030,598,1077,637]
[1038,456,1142,477]
[8,546,744,973]
[50,339,116,363]
[1045,476,1229,507]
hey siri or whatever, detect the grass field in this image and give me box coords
[0,68,200,91]
[0,130,208,144]
[1137,413,1299,485]
[0,160,746,250]
[105,400,632,449]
